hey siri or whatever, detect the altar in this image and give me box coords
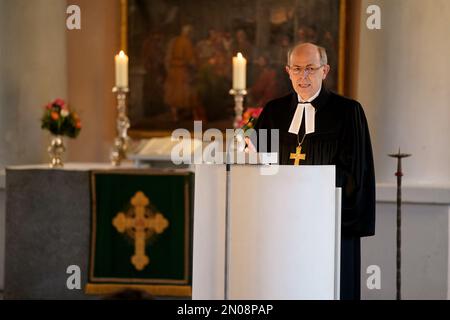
[4,163,194,299]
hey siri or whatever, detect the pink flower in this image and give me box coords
[53,98,65,108]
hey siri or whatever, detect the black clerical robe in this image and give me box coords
[254,87,375,237]
[253,87,376,300]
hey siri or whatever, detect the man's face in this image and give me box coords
[286,45,330,100]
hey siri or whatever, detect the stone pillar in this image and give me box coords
[0,0,68,291]
[0,0,68,168]
[66,0,119,162]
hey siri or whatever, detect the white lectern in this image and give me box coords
[192,164,341,300]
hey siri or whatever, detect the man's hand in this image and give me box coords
[244,137,257,153]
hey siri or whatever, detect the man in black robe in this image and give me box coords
[253,43,375,300]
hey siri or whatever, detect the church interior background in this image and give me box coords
[1,0,450,300]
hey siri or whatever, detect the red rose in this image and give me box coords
[251,107,263,118]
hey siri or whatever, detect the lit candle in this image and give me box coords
[115,50,128,88]
[232,52,246,90]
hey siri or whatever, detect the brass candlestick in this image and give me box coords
[111,86,130,166]
[229,88,247,129]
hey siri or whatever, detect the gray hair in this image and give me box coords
[287,43,328,66]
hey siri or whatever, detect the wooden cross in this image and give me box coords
[112,191,169,271]
[289,146,306,165]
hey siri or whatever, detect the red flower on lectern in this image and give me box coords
[238,107,263,131]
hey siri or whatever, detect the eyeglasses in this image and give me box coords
[288,65,324,76]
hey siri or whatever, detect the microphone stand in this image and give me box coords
[224,113,249,300]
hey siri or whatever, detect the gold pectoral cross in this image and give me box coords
[290,146,306,166]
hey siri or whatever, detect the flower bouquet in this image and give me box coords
[237,107,263,152]
[237,107,263,132]
[41,98,81,137]
[41,98,81,167]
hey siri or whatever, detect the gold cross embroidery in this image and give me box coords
[112,191,169,271]
[289,146,306,166]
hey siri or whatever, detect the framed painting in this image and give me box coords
[123,0,349,138]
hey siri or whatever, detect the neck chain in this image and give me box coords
[297,132,307,147]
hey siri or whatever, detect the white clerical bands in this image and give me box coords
[288,102,315,135]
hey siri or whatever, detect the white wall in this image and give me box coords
[358,0,450,185]
[358,0,450,299]
[362,197,450,299]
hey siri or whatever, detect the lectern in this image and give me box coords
[192,164,341,300]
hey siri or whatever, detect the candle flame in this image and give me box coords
[119,50,126,57]
[237,52,243,59]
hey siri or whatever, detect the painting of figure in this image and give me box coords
[126,0,345,137]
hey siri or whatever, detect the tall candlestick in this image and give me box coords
[115,50,128,88]
[111,87,130,166]
[232,52,246,90]
[388,148,411,300]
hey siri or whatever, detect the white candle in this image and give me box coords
[115,50,129,88]
[232,52,246,90]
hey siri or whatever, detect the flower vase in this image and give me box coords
[48,135,65,168]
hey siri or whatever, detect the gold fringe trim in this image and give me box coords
[85,283,191,297]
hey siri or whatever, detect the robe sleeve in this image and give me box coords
[337,102,376,237]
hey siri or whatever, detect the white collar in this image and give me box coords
[297,85,321,103]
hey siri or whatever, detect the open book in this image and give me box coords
[129,136,203,161]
